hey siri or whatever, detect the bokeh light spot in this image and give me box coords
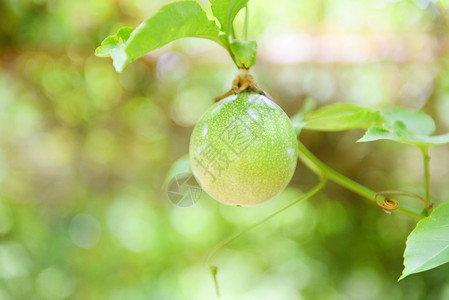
[69,214,101,249]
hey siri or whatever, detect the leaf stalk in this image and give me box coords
[420,146,431,208]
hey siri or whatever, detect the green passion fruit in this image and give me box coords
[189,92,298,206]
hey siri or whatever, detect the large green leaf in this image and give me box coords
[301,104,385,132]
[400,202,449,280]
[357,108,449,147]
[230,40,257,68]
[95,1,222,72]
[210,0,248,35]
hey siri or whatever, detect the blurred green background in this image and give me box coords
[2,0,449,299]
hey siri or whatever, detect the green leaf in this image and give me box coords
[383,108,435,136]
[357,124,449,147]
[95,27,133,57]
[301,104,385,132]
[210,0,248,35]
[400,202,449,280]
[95,1,222,72]
[357,108,449,147]
[230,40,257,68]
[163,154,191,188]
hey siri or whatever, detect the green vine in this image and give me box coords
[297,141,425,221]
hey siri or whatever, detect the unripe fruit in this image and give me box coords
[189,92,298,206]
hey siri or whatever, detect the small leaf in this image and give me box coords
[95,27,133,57]
[357,108,449,147]
[301,104,385,132]
[96,1,222,72]
[163,154,191,188]
[210,0,248,35]
[400,202,449,280]
[357,124,449,147]
[230,40,257,68]
[383,108,435,136]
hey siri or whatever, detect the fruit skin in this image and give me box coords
[189,92,298,206]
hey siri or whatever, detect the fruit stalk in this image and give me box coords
[214,69,265,102]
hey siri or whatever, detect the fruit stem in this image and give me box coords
[205,176,327,296]
[214,69,266,102]
[297,141,425,221]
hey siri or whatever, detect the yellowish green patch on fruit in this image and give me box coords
[189,92,298,206]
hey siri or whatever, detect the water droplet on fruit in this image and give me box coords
[210,103,224,115]
[247,108,260,121]
[287,148,296,157]
[202,125,208,137]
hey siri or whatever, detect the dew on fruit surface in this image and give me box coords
[201,125,208,137]
[287,148,296,157]
[210,102,224,115]
[262,97,276,108]
[247,107,260,122]
[247,93,261,103]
